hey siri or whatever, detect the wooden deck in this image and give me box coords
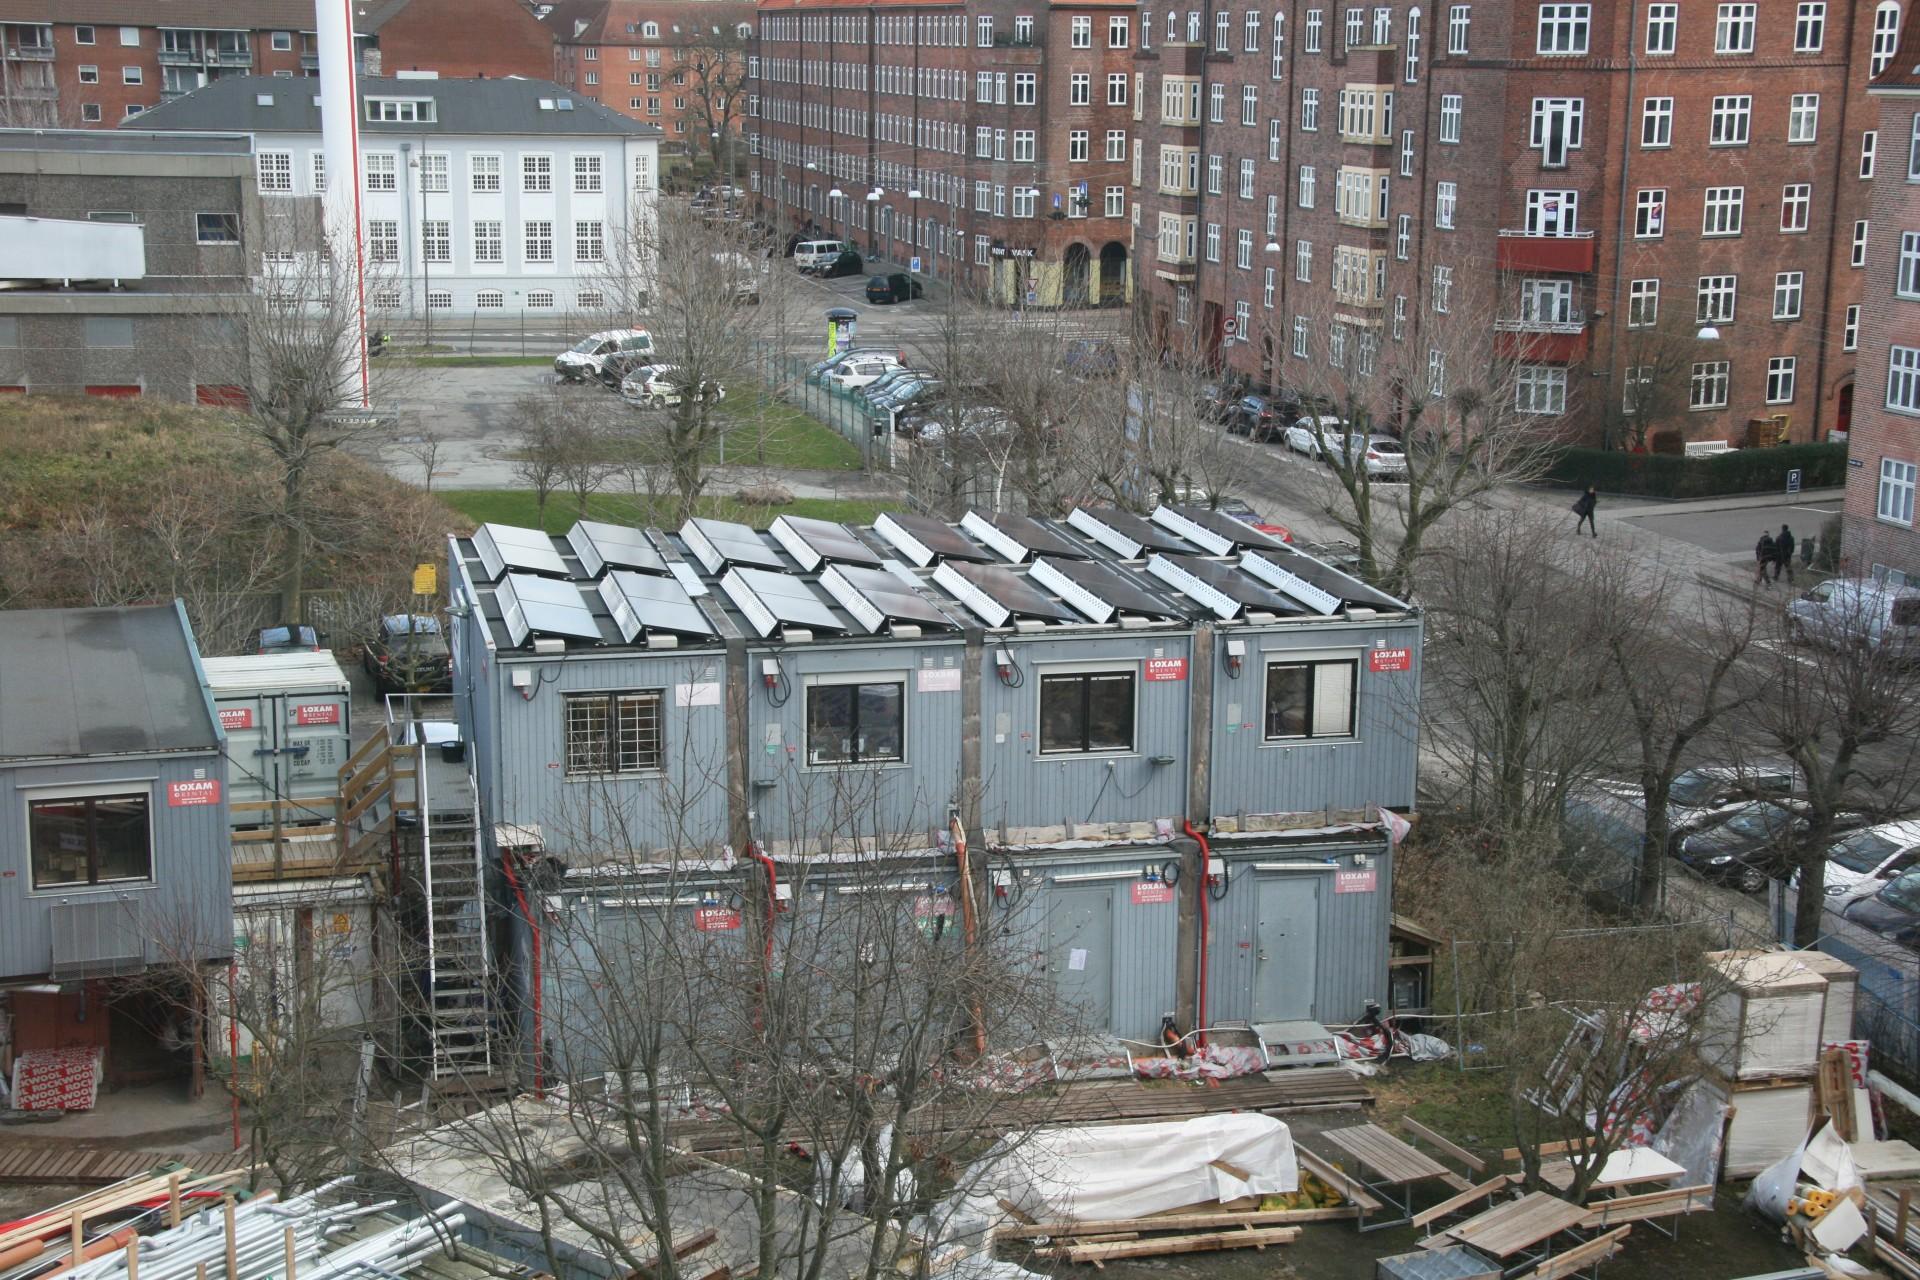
[0,1142,251,1185]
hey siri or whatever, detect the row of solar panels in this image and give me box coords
[467,506,1404,650]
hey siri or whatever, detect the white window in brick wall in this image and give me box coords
[1703,187,1744,236]
[1646,2,1677,52]
[1273,12,1288,76]
[1436,181,1456,228]
[1298,164,1316,207]
[1306,8,1323,50]
[1537,3,1590,53]
[1431,263,1455,312]
[1901,232,1920,297]
[1243,84,1258,124]
[1105,185,1125,216]
[1247,10,1263,49]
[1240,157,1256,197]
[1690,361,1730,409]
[1013,187,1036,217]
[1709,95,1750,146]
[1775,270,1804,318]
[1071,73,1090,105]
[1302,87,1320,129]
[1516,365,1566,414]
[1404,8,1421,80]
[1795,1,1826,50]
[1209,154,1223,193]
[1072,15,1092,46]
[1530,97,1583,166]
[1013,72,1035,104]
[1070,130,1089,161]
[1206,222,1221,261]
[1329,320,1347,367]
[1845,304,1861,351]
[1642,97,1672,148]
[1697,274,1737,323]
[1767,356,1797,403]
[1881,458,1919,523]
[1855,219,1871,266]
[1113,73,1131,105]
[1781,184,1811,232]
[1788,94,1819,144]
[1449,3,1470,52]
[1217,9,1232,48]
[1393,294,1408,339]
[1112,15,1131,46]
[1270,118,1284,159]
[1864,131,1879,179]
[1293,315,1311,356]
[1893,349,1920,413]
[1525,189,1579,235]
[1397,213,1412,258]
[1440,94,1461,142]
[1428,348,1447,397]
[1629,278,1659,327]
[1909,113,1920,178]
[1716,2,1756,52]
[1296,239,1313,281]
[1013,130,1035,161]
[1210,82,1226,121]
[1635,188,1665,238]
[1347,7,1365,46]
[1268,193,1280,235]
[1238,229,1254,268]
[1873,1,1901,75]
[1108,130,1128,160]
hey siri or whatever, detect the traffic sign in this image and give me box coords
[1222,318,1239,339]
[910,256,922,273]
[1787,468,1803,495]
[1025,290,1038,305]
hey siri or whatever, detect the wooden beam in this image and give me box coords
[994,1207,1355,1239]
[1295,1150,1383,1213]
[1037,1226,1301,1263]
[1401,1117,1487,1174]
[1518,1225,1631,1280]
[1408,1175,1513,1231]
[1499,1139,1580,1162]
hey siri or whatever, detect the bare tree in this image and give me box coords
[675,14,755,181]
[1597,309,1713,452]
[511,391,570,527]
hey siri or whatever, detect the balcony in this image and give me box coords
[1494,316,1591,363]
[1495,229,1595,273]
[157,47,202,64]
[4,43,53,60]
[1154,255,1196,283]
[215,50,253,66]
[301,53,320,70]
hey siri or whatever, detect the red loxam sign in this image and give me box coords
[167,779,222,807]
[1131,880,1175,905]
[218,706,254,731]
[291,702,341,726]
[1369,647,1413,673]
[693,907,741,933]
[1144,657,1188,681]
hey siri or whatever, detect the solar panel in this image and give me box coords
[568,520,669,578]
[496,573,601,646]
[872,512,993,566]
[720,566,848,637]
[931,560,1078,627]
[1177,555,1304,613]
[1068,507,1196,558]
[681,517,785,574]
[959,511,1092,562]
[819,564,959,633]
[1238,552,1345,615]
[473,523,569,581]
[598,570,715,643]
[1144,555,1245,621]
[769,514,884,570]
[1154,504,1291,554]
[1035,557,1185,621]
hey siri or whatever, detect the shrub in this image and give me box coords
[1545,442,1847,499]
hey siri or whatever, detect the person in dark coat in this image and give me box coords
[1774,524,1796,584]
[1755,531,1777,587]
[1572,486,1599,538]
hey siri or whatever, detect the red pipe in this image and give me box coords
[1183,820,1211,1049]
[500,850,543,1097]
[229,961,241,1152]
[748,843,781,965]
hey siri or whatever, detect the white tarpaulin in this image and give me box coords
[961,1113,1298,1224]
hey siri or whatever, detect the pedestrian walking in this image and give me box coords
[1754,531,1777,587]
[1572,486,1599,538]
[1774,524,1797,585]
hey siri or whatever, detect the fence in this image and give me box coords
[1769,882,1920,1085]
[749,346,896,472]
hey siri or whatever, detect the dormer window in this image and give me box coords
[642,21,660,38]
[366,97,435,123]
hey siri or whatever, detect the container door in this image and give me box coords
[1048,885,1113,1032]
[214,694,270,816]
[1252,877,1319,1022]
[281,694,347,803]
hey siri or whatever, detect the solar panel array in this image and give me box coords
[461,503,1405,652]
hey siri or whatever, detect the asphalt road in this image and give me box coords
[1614,496,1844,560]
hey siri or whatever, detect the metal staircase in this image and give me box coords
[419,763,494,1081]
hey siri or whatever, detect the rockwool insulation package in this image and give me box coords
[957,1112,1298,1224]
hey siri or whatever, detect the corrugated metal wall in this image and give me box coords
[1201,843,1394,1028]
[747,638,969,849]
[1205,620,1423,820]
[979,634,1197,836]
[0,753,234,982]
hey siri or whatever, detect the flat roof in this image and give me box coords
[0,603,219,762]
[0,128,253,157]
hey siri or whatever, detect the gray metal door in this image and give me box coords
[1253,877,1320,1021]
[1049,886,1113,1031]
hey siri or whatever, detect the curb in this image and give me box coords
[1521,482,1846,512]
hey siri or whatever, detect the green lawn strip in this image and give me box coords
[1371,1060,1521,1157]
[440,488,885,533]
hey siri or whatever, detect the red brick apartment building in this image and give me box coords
[1847,20,1920,580]
[549,0,756,153]
[1131,0,1894,443]
[361,0,555,80]
[751,0,1140,304]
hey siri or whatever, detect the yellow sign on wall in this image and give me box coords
[412,563,438,596]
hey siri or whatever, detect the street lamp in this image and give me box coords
[865,188,882,258]
[907,187,923,279]
[1696,325,1721,341]
[828,186,845,245]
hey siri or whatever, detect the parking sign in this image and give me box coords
[910,256,922,273]
[1786,468,1803,495]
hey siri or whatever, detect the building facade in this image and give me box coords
[444,505,1421,1073]
[126,75,663,323]
[0,0,321,128]
[751,0,1139,305]
[1849,22,1920,580]
[547,0,757,158]
[1127,0,1887,443]
[0,129,259,400]
[361,0,557,82]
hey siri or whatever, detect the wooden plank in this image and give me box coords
[1498,1139,1580,1163]
[1402,1117,1488,1175]
[1041,1226,1301,1262]
[1577,1184,1714,1230]
[1295,1149,1384,1213]
[1409,1176,1512,1231]
[996,1207,1355,1239]
[1518,1225,1631,1280]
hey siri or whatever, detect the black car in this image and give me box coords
[258,623,324,654]
[864,273,923,304]
[365,613,452,695]
[1228,393,1299,443]
[1673,800,1868,893]
[597,349,655,390]
[1843,867,1920,942]
[812,249,865,279]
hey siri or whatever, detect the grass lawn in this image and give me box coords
[1370,1060,1519,1155]
[440,488,886,533]
[498,382,864,473]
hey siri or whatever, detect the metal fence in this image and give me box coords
[1770,882,1920,1084]
[749,346,894,471]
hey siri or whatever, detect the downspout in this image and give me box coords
[1182,819,1212,1044]
[1604,3,1641,443]
[950,815,990,1057]
[748,841,780,966]
[499,849,543,1097]
[1810,0,1862,442]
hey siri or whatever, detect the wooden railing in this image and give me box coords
[338,729,417,870]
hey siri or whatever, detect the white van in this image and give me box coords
[1786,578,1920,653]
[793,239,848,270]
[554,329,654,381]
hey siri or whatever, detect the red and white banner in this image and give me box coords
[291,702,341,726]
[693,907,741,933]
[1144,657,1188,682]
[1131,880,1175,905]
[1334,868,1377,894]
[1369,647,1413,672]
[167,778,221,807]
[218,706,254,731]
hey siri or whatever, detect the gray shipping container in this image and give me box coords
[200,653,354,828]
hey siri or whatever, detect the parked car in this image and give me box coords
[1325,433,1409,479]
[1197,382,1242,423]
[1842,867,1920,942]
[826,356,903,391]
[808,348,891,385]
[554,329,654,382]
[1229,394,1297,442]
[620,364,726,409]
[1674,799,1868,893]
[1282,414,1347,458]
[792,239,850,270]
[1061,338,1121,379]
[857,366,921,405]
[813,249,866,279]
[1814,820,1920,905]
[1663,764,1799,834]
[1786,578,1920,653]
[865,273,923,304]
[257,623,324,654]
[597,349,656,390]
[365,613,452,695]
[870,376,942,414]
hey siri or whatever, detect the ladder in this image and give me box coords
[420,760,493,1080]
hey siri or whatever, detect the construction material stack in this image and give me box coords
[1700,950,1835,1178]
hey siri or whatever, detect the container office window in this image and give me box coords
[1039,670,1136,754]
[565,690,664,776]
[29,792,152,890]
[806,680,905,764]
[1264,657,1357,739]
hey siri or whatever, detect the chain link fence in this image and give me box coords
[749,346,896,472]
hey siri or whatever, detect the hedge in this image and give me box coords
[1544,442,1849,499]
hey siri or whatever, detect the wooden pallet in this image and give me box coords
[0,1143,251,1185]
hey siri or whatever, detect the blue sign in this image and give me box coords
[910,256,922,273]
[1787,468,1803,495]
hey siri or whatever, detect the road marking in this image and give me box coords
[1789,504,1841,515]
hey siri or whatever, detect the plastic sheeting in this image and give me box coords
[1651,1078,1730,1186]
[952,1113,1298,1226]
